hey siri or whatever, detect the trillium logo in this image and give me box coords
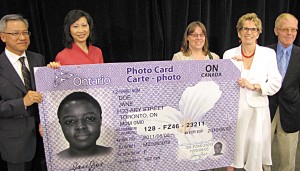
[54,70,74,87]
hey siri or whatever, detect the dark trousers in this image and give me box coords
[0,155,8,171]
[0,124,47,171]
[7,162,32,171]
[0,143,46,171]
[32,127,47,171]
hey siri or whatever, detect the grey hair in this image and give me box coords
[0,14,29,32]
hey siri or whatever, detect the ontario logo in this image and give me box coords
[54,70,111,87]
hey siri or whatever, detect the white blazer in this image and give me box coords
[223,44,282,107]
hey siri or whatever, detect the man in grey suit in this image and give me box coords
[268,13,300,171]
[0,14,45,171]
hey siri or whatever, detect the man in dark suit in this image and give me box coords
[268,13,300,171]
[0,14,45,171]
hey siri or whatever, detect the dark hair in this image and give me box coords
[57,92,102,119]
[63,10,95,48]
[214,142,222,148]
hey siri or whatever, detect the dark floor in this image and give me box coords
[214,134,300,171]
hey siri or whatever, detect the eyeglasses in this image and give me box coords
[1,31,31,37]
[277,28,298,33]
[189,33,205,38]
[241,27,259,33]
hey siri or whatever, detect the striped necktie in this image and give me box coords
[19,57,32,91]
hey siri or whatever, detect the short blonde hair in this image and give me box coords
[236,13,262,33]
[275,13,298,29]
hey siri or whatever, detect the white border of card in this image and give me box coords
[34,59,240,171]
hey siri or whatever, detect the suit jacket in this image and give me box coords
[223,44,282,107]
[268,44,300,133]
[0,51,45,163]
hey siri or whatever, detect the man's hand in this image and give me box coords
[23,91,42,107]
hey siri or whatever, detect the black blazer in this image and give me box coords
[0,51,45,163]
[268,44,300,133]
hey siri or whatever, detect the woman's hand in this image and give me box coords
[47,61,61,69]
[231,55,243,61]
[238,78,255,90]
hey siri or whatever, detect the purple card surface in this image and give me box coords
[34,59,240,171]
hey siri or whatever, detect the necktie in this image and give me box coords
[278,49,287,78]
[19,57,32,91]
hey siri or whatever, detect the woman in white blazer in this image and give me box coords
[223,13,282,171]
